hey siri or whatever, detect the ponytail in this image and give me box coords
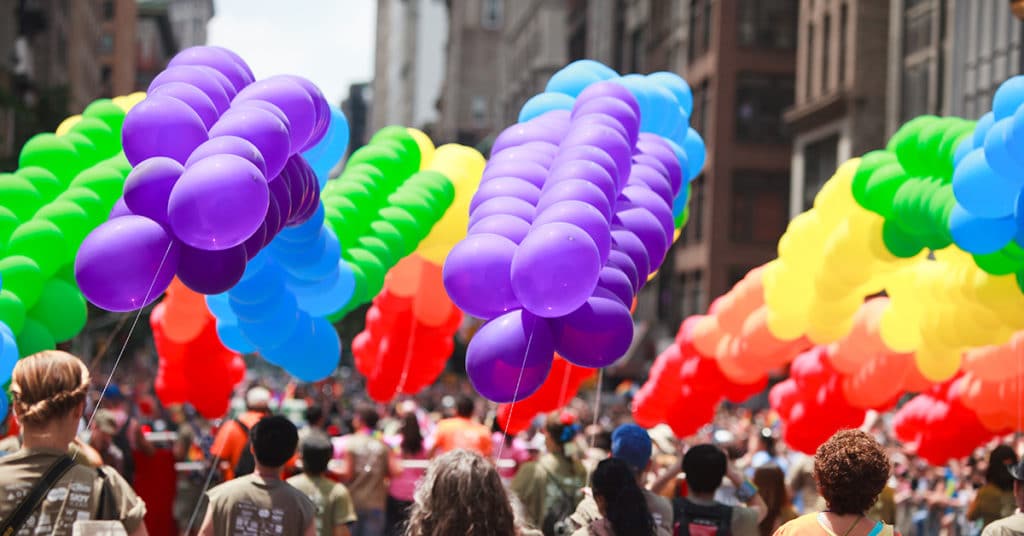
[592,458,655,536]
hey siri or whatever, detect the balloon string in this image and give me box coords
[495,328,537,464]
[394,261,424,398]
[76,241,175,463]
[585,368,604,489]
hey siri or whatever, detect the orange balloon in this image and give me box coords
[385,255,424,298]
[413,261,455,327]
[161,279,211,342]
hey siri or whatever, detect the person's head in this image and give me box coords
[592,457,655,536]
[353,403,380,431]
[401,412,424,455]
[407,449,515,536]
[90,409,118,449]
[758,427,777,456]
[245,386,272,413]
[986,445,1018,491]
[304,404,324,428]
[611,423,653,479]
[11,351,90,436]
[300,432,332,476]
[455,395,475,419]
[544,411,580,457]
[754,465,790,536]
[1006,459,1024,508]
[814,429,890,515]
[683,444,728,494]
[250,415,298,469]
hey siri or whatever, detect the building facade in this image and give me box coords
[497,0,567,128]
[947,0,1023,119]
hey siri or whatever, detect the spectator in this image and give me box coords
[98,383,154,485]
[386,412,427,535]
[748,428,787,474]
[574,457,657,536]
[338,404,401,536]
[752,464,797,536]
[981,459,1024,536]
[430,394,492,457]
[0,350,147,536]
[969,445,1019,531]
[511,412,588,535]
[171,405,217,536]
[199,415,316,536]
[672,444,766,536]
[210,385,273,480]
[288,433,357,536]
[89,408,127,475]
[406,449,518,536]
[300,404,327,447]
[775,430,896,536]
[568,423,673,535]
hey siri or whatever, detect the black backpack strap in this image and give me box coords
[0,455,75,536]
[674,499,733,536]
[233,418,250,434]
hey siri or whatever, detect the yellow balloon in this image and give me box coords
[56,115,83,136]
[414,144,486,264]
[914,345,962,383]
[406,128,436,170]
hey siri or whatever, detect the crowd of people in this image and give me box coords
[3,349,1024,536]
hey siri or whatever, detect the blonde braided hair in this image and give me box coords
[11,350,90,425]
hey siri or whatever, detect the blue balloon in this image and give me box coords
[974,112,995,149]
[215,318,256,354]
[616,75,655,132]
[665,139,691,183]
[952,148,1018,218]
[645,81,684,138]
[230,283,296,323]
[237,305,301,349]
[0,330,18,386]
[302,106,349,187]
[282,227,342,281]
[546,60,616,97]
[953,136,973,168]
[681,128,706,181]
[949,204,1016,254]
[993,75,1024,121]
[0,393,7,423]
[205,293,236,320]
[984,118,1024,186]
[1007,102,1024,168]
[648,71,694,116]
[264,315,340,381]
[272,232,329,268]
[276,203,326,245]
[230,259,288,305]
[672,185,690,219]
[519,92,576,123]
[290,262,355,317]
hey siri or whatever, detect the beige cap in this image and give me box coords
[245,386,272,409]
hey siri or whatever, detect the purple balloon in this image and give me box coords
[149,65,232,113]
[490,142,559,168]
[545,159,617,203]
[570,113,632,149]
[122,96,209,166]
[278,75,330,150]
[511,222,602,318]
[108,198,133,219]
[615,208,669,267]
[576,80,641,121]
[531,109,572,130]
[216,47,256,82]
[261,193,285,247]
[626,163,673,205]
[611,228,650,285]
[468,196,536,227]
[123,157,184,225]
[176,242,248,294]
[559,123,633,191]
[550,145,620,188]
[607,249,640,292]
[552,296,634,368]
[536,179,612,221]
[243,221,268,260]
[572,96,640,147]
[168,154,269,250]
[533,200,610,263]
[466,309,555,403]
[234,76,316,152]
[470,177,541,211]
[186,136,269,178]
[236,100,292,136]
[75,215,179,312]
[468,214,532,244]
[149,81,219,129]
[293,179,321,225]
[268,169,294,224]
[481,160,550,189]
[168,46,254,93]
[597,266,634,306]
[443,233,521,320]
[209,105,291,179]
[620,185,674,239]
[636,133,683,195]
[491,114,571,155]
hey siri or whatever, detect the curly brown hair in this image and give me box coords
[406,449,516,536]
[813,429,890,515]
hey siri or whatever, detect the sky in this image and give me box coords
[207,0,376,106]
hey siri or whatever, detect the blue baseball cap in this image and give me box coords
[611,423,653,472]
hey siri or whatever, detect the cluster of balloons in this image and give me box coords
[445,60,706,403]
[76,45,339,312]
[496,356,595,435]
[892,376,996,464]
[352,255,462,402]
[0,95,142,358]
[151,279,245,417]
[959,332,1024,432]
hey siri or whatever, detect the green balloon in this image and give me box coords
[356,236,396,271]
[325,196,367,234]
[57,187,107,228]
[27,278,87,342]
[863,162,907,217]
[345,248,386,301]
[103,152,133,176]
[340,162,386,182]
[851,151,896,208]
[341,258,369,307]
[675,206,689,229]
[378,206,424,246]
[16,317,56,357]
[17,167,63,204]
[18,133,84,185]
[347,145,408,186]
[387,190,435,224]
[1017,271,1024,295]
[974,251,1022,276]
[6,219,68,278]
[0,206,19,247]
[372,138,420,179]
[70,164,125,205]
[70,117,118,158]
[370,126,421,167]
[35,201,91,253]
[83,99,126,134]
[914,119,947,176]
[61,132,100,169]
[343,173,385,198]
[936,121,975,179]
[0,289,26,334]
[0,174,43,221]
[368,220,410,257]
[0,256,44,309]
[403,171,455,207]
[881,219,923,258]
[55,261,79,289]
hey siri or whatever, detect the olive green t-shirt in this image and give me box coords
[204,474,316,536]
[0,447,147,535]
[286,474,357,536]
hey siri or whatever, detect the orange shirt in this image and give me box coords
[210,410,266,480]
[433,417,493,457]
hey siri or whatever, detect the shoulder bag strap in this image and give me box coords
[0,455,76,536]
[540,465,574,501]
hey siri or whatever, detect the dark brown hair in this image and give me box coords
[754,464,791,536]
[814,429,890,515]
[406,449,515,536]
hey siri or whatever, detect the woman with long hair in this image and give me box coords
[573,457,656,536]
[0,350,149,536]
[753,464,797,536]
[386,412,428,535]
[405,449,518,536]
[967,444,1018,530]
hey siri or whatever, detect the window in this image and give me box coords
[471,96,488,127]
[735,72,794,143]
[802,134,839,210]
[738,0,797,49]
[481,0,502,30]
[731,170,790,244]
[679,176,705,245]
[806,23,815,100]
[688,0,712,62]
[822,14,831,93]
[901,62,930,122]
[691,80,711,140]
[903,8,933,56]
[680,270,706,318]
[839,3,848,84]
[103,0,115,20]
[100,33,114,54]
